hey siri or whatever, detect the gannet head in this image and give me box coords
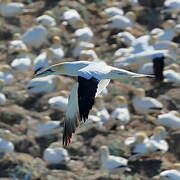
[0,64,12,72]
[164,64,179,72]
[100,145,109,162]
[125,11,136,22]
[114,96,127,105]
[163,20,175,29]
[52,35,61,44]
[134,88,145,98]
[153,126,167,138]
[13,33,21,40]
[34,63,65,78]
[135,132,147,143]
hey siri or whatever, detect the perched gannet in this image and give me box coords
[27,75,61,94]
[105,11,136,30]
[101,7,124,18]
[72,41,95,58]
[151,20,179,41]
[85,114,103,127]
[95,97,110,123]
[163,0,180,14]
[115,31,136,47]
[125,132,151,160]
[100,145,129,174]
[8,33,27,54]
[34,61,153,145]
[11,48,31,72]
[62,9,81,28]
[111,96,130,125]
[79,49,99,61]
[158,168,180,180]
[43,142,70,165]
[164,64,180,84]
[21,25,48,49]
[132,88,163,115]
[0,65,14,84]
[157,111,180,129]
[0,130,14,153]
[33,49,54,74]
[35,14,56,27]
[74,26,94,42]
[0,0,28,17]
[149,126,169,153]
[0,93,6,105]
[48,91,68,111]
[36,116,61,137]
[49,36,64,61]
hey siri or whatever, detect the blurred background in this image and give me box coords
[0,0,179,179]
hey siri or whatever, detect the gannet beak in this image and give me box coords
[33,68,55,78]
[132,74,155,78]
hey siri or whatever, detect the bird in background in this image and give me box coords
[33,61,154,146]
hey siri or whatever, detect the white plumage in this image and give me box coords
[159,169,180,180]
[0,138,14,153]
[43,142,70,165]
[157,111,180,129]
[35,15,56,27]
[21,25,48,49]
[132,88,163,115]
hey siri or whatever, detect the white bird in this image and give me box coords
[74,27,94,42]
[157,111,180,129]
[0,65,14,85]
[132,88,163,115]
[151,20,179,41]
[11,48,31,72]
[8,33,27,54]
[49,36,64,61]
[100,145,129,174]
[101,7,124,18]
[0,0,27,17]
[163,0,180,14]
[43,142,70,165]
[35,116,61,137]
[85,114,103,127]
[34,61,153,146]
[159,169,180,180]
[111,96,130,125]
[33,49,54,74]
[72,41,95,58]
[163,64,180,84]
[149,126,169,153]
[35,14,56,27]
[79,49,99,61]
[62,9,81,28]
[115,31,136,47]
[21,25,48,49]
[105,11,136,30]
[27,75,61,94]
[0,137,14,153]
[0,93,6,105]
[48,92,68,111]
[125,132,151,160]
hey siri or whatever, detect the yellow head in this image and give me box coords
[114,96,127,104]
[41,116,51,123]
[13,33,21,40]
[134,88,145,98]
[164,64,179,72]
[0,64,12,72]
[125,11,136,22]
[74,19,85,28]
[135,132,147,143]
[52,36,61,44]
[153,126,167,137]
[163,20,175,29]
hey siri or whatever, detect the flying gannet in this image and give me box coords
[34,61,153,146]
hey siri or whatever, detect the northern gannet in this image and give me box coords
[163,0,180,14]
[0,93,6,105]
[49,36,64,61]
[105,11,136,30]
[48,91,68,111]
[43,142,70,165]
[0,64,14,84]
[100,7,124,18]
[21,25,48,49]
[35,116,61,137]
[149,126,169,153]
[132,88,163,115]
[0,0,28,17]
[100,145,129,174]
[27,75,62,94]
[35,14,56,27]
[11,48,31,72]
[111,96,130,125]
[157,111,180,129]
[8,33,27,54]
[34,61,153,145]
